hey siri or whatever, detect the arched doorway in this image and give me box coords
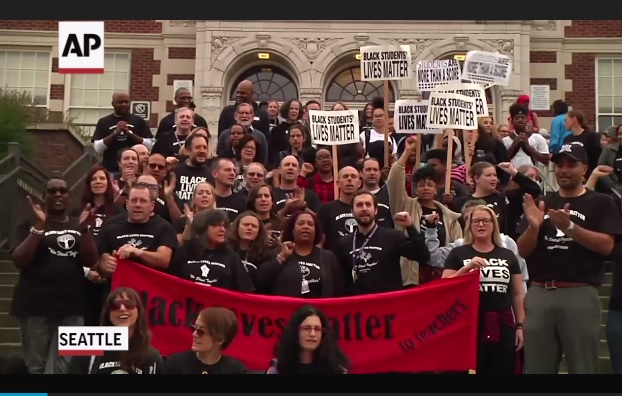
[325,65,396,109]
[421,53,495,118]
[229,65,298,103]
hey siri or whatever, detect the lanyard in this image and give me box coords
[351,225,378,271]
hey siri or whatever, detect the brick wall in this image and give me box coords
[168,47,195,60]
[130,49,161,127]
[165,74,195,112]
[0,20,162,34]
[530,51,557,64]
[565,53,596,130]
[565,20,622,38]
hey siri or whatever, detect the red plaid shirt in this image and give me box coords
[297,174,334,203]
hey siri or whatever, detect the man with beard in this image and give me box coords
[502,103,550,169]
[212,158,247,223]
[155,87,208,139]
[336,190,429,295]
[172,133,215,207]
[217,103,268,164]
[360,158,393,228]
[217,80,270,138]
[517,144,622,374]
[91,91,153,173]
[10,178,99,374]
[317,166,360,256]
[152,107,196,158]
[273,155,321,216]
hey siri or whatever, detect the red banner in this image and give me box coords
[112,261,480,373]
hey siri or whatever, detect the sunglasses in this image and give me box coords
[246,172,264,178]
[298,325,326,333]
[148,163,167,170]
[109,299,137,310]
[46,187,69,195]
[191,325,208,337]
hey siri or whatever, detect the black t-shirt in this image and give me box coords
[235,247,275,285]
[96,215,178,267]
[10,218,87,317]
[517,190,622,286]
[85,205,123,238]
[215,193,247,223]
[151,131,189,159]
[74,347,162,374]
[272,187,321,214]
[453,192,509,230]
[90,113,153,173]
[563,131,602,176]
[173,161,215,206]
[421,206,446,248]
[373,187,394,228]
[162,351,247,374]
[318,200,355,254]
[444,244,521,312]
[170,245,255,292]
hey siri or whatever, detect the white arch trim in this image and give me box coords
[322,63,398,105]
[224,60,300,104]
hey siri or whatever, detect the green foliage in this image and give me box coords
[0,89,47,159]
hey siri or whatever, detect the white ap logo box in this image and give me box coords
[58,21,105,74]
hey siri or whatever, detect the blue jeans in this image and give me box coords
[607,309,622,374]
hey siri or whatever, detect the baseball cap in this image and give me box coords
[551,143,588,164]
[517,95,530,104]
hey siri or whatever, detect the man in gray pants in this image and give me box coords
[517,144,622,374]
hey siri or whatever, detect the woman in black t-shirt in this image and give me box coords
[68,287,162,374]
[254,210,344,298]
[175,182,216,245]
[266,305,348,374]
[227,211,275,286]
[246,184,283,248]
[162,307,247,374]
[443,205,525,374]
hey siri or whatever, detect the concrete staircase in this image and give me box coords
[0,252,21,358]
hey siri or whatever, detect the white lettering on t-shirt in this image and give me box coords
[177,175,209,201]
[463,257,511,293]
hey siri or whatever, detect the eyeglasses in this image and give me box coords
[472,218,493,225]
[298,325,325,333]
[246,172,264,178]
[46,187,69,195]
[148,163,166,170]
[136,182,159,191]
[191,325,208,337]
[109,299,137,310]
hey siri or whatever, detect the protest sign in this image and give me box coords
[113,260,480,374]
[463,50,512,87]
[360,45,412,81]
[426,92,477,130]
[394,100,442,135]
[416,59,462,91]
[435,82,489,118]
[308,110,359,146]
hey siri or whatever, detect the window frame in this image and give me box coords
[324,65,396,106]
[595,57,622,132]
[0,48,52,108]
[228,64,298,104]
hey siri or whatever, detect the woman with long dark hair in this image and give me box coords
[266,305,349,374]
[68,287,162,374]
[563,109,602,176]
[472,116,510,186]
[245,183,282,248]
[268,99,304,168]
[227,211,274,285]
[170,209,254,292]
[80,165,122,326]
[254,210,344,297]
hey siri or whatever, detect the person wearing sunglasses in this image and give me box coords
[237,163,267,197]
[68,287,162,374]
[10,177,99,374]
[266,305,348,374]
[162,307,246,374]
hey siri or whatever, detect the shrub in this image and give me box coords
[0,89,47,159]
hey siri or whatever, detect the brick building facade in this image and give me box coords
[0,20,620,136]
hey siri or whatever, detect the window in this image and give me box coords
[68,53,130,136]
[229,65,298,102]
[596,58,622,131]
[325,66,395,103]
[0,50,51,106]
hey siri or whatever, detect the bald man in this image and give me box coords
[155,87,208,139]
[317,166,361,257]
[91,91,153,173]
[217,80,270,138]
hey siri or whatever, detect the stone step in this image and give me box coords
[604,272,613,285]
[0,342,22,358]
[0,327,21,344]
[0,313,18,328]
[0,298,11,313]
[600,283,612,297]
[0,260,16,273]
[560,355,611,374]
[601,295,610,307]
[0,285,13,299]
[0,272,18,286]
[603,309,609,326]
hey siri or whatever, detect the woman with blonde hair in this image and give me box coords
[176,182,216,245]
[442,205,525,374]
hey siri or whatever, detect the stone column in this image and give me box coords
[299,88,323,107]
[499,88,523,124]
[200,86,224,150]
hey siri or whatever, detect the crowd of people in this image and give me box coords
[8,78,622,375]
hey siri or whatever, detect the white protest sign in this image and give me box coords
[426,92,478,130]
[360,45,412,81]
[308,110,360,146]
[529,85,550,111]
[463,50,512,87]
[434,83,489,118]
[416,59,462,91]
[394,100,442,135]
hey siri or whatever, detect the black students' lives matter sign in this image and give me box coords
[426,92,477,130]
[434,82,489,118]
[360,45,413,81]
[416,59,462,92]
[394,100,442,135]
[463,50,512,87]
[309,110,360,145]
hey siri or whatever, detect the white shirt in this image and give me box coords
[359,129,397,156]
[502,133,549,168]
